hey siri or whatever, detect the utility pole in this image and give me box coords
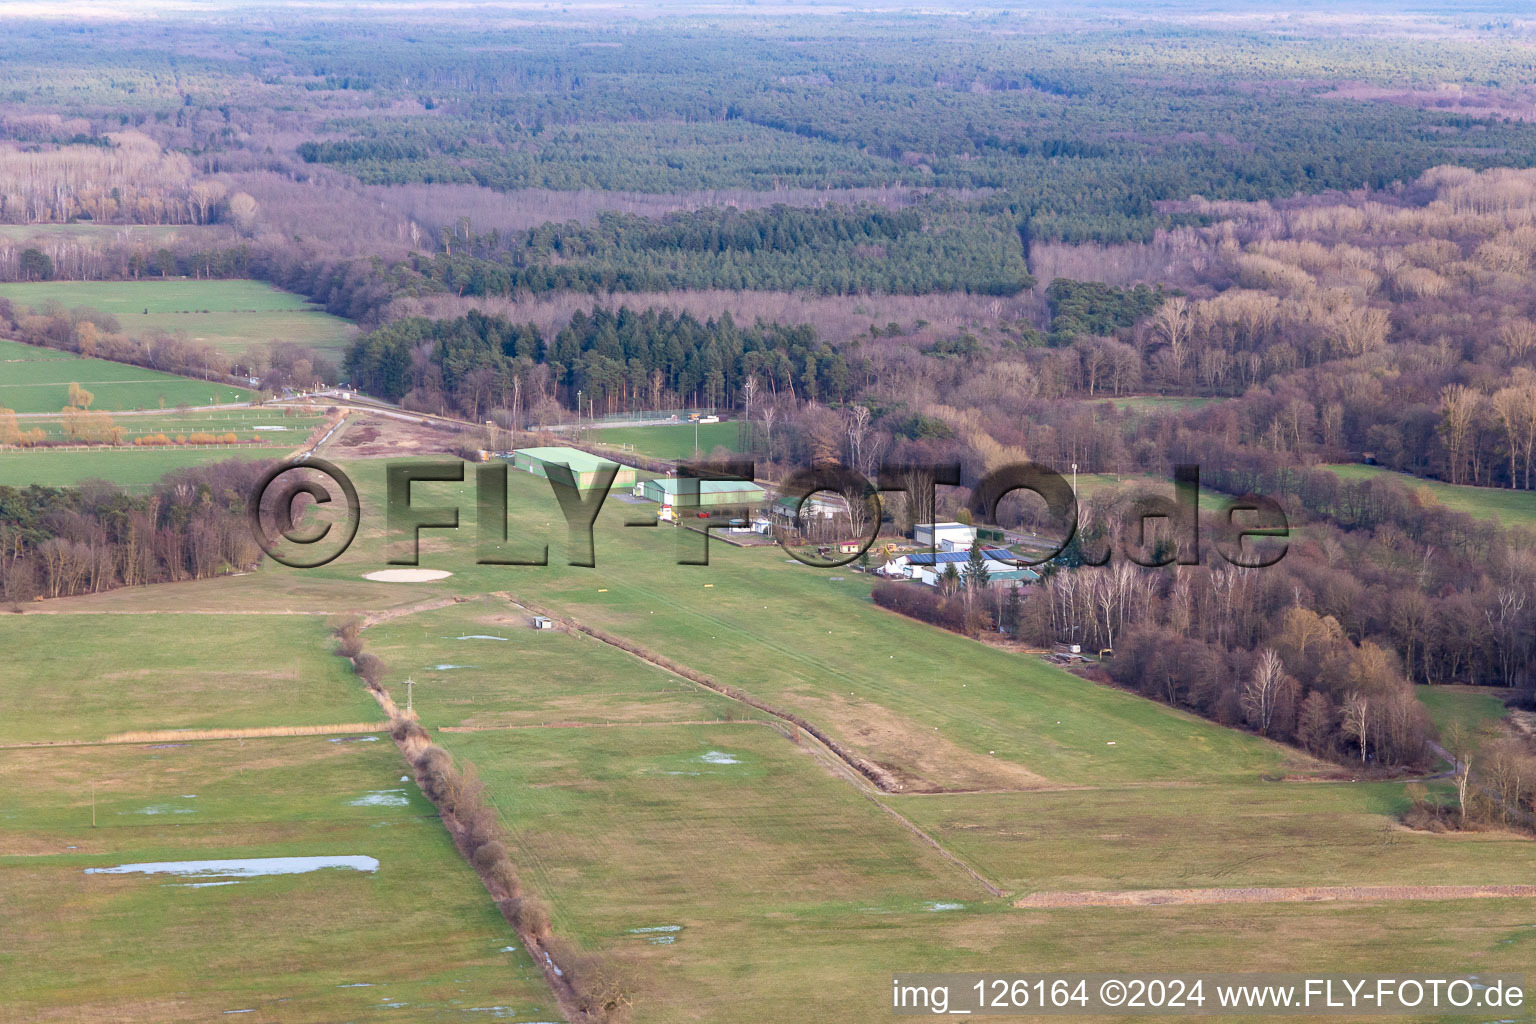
[406,677,414,715]
[1071,462,1078,497]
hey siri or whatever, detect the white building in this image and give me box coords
[913,522,977,551]
[880,548,1017,580]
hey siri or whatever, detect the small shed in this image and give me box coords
[531,615,555,630]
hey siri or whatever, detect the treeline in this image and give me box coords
[0,459,269,603]
[344,307,853,418]
[0,133,228,227]
[416,201,1032,297]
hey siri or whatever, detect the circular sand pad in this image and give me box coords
[363,569,453,583]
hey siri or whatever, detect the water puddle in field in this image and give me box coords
[430,664,476,670]
[499,945,518,953]
[338,983,375,988]
[329,736,379,743]
[453,635,507,641]
[698,751,739,765]
[351,790,410,807]
[171,881,240,889]
[466,1009,518,1018]
[927,902,965,912]
[252,425,287,431]
[85,855,378,880]
[130,798,197,816]
[628,925,681,946]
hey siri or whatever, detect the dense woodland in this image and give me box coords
[0,461,268,601]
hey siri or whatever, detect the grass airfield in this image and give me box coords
[4,454,1535,1022]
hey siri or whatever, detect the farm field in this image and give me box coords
[19,408,323,442]
[587,421,740,460]
[0,408,321,487]
[0,279,355,356]
[1325,463,1536,531]
[0,614,382,742]
[0,736,550,1023]
[0,444,292,488]
[0,337,253,413]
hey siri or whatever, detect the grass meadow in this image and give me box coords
[1325,462,1536,531]
[0,279,356,355]
[0,614,381,742]
[12,453,1536,1023]
[286,461,1294,791]
[0,737,551,1022]
[0,408,321,488]
[587,420,741,459]
[1415,685,1512,755]
[0,445,290,488]
[0,337,253,413]
[364,599,741,730]
[445,724,1536,1024]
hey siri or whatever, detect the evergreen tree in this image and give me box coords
[962,539,991,590]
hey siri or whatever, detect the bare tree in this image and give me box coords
[1241,648,1286,735]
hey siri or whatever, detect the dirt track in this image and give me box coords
[1014,884,1536,908]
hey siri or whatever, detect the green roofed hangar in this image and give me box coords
[508,447,640,489]
[637,476,767,510]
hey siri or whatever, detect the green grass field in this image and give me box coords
[588,421,741,460]
[1416,685,1511,755]
[0,337,253,413]
[0,445,290,488]
[14,453,1536,1023]
[0,615,381,742]
[0,408,320,488]
[20,408,322,442]
[0,279,355,355]
[365,599,740,730]
[1325,463,1536,531]
[0,737,551,1022]
[286,462,1293,791]
[444,724,1536,1023]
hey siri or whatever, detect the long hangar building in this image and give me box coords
[508,447,639,489]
